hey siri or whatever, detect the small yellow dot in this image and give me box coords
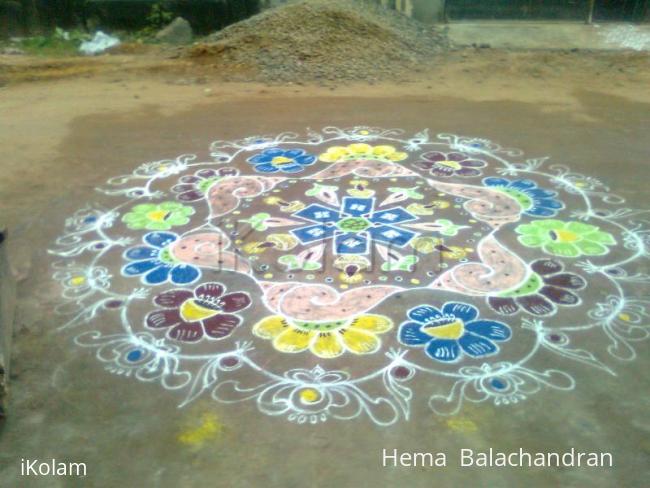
[272,189,280,193]
[469,219,477,223]
[235,239,242,244]
[300,388,320,403]
[233,211,241,215]
[619,313,631,322]
[263,273,273,279]
[70,276,85,286]
[359,130,370,135]
[340,284,349,289]
[390,178,397,182]
[410,279,420,285]
[446,418,478,433]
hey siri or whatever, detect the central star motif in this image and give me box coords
[290,197,419,255]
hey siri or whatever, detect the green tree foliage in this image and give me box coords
[3,0,261,37]
[145,3,173,30]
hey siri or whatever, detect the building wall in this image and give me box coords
[376,0,444,23]
[412,0,445,23]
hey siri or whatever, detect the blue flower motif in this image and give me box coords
[398,302,511,363]
[122,232,200,285]
[483,177,564,217]
[247,148,317,173]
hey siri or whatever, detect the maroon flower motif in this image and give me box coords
[145,282,251,342]
[414,151,486,178]
[172,168,239,202]
[487,259,586,317]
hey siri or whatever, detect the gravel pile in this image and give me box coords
[188,0,448,83]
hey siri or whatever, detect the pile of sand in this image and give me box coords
[188,0,448,83]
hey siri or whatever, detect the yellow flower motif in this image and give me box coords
[264,196,306,213]
[410,237,472,259]
[347,179,375,197]
[264,196,282,205]
[350,179,368,186]
[319,144,408,164]
[283,201,306,212]
[242,241,268,254]
[333,255,370,270]
[410,236,439,254]
[334,255,370,283]
[241,234,297,254]
[439,245,473,260]
[431,200,450,209]
[253,314,393,358]
[338,271,364,284]
[267,233,299,250]
[407,200,451,216]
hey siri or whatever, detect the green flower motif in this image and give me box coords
[278,254,321,271]
[305,183,338,197]
[381,254,419,272]
[516,220,616,257]
[435,219,467,237]
[387,186,424,200]
[241,212,271,231]
[122,202,194,231]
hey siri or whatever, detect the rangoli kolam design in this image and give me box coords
[50,127,650,425]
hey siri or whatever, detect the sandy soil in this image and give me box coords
[1,46,649,289]
[2,47,649,239]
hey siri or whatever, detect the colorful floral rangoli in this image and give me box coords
[50,127,650,425]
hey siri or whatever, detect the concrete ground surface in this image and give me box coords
[0,52,649,487]
[448,22,650,51]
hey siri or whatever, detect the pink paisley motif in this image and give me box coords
[431,236,527,295]
[171,232,251,273]
[208,176,285,217]
[429,181,522,227]
[311,160,417,180]
[259,282,297,313]
[261,282,400,321]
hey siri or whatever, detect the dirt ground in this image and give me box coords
[1,49,650,486]
[2,47,649,249]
